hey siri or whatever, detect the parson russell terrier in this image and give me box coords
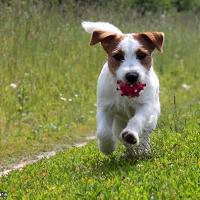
[82,21,164,155]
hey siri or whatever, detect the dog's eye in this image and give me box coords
[136,51,147,60]
[112,53,124,61]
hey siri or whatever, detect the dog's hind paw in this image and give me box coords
[125,146,152,158]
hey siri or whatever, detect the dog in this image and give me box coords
[82,21,164,156]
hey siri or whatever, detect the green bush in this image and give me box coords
[1,0,200,13]
[120,0,200,13]
[123,0,172,13]
[173,0,200,11]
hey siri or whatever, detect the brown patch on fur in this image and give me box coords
[135,48,152,70]
[133,32,164,70]
[90,30,124,75]
[133,32,164,53]
[107,50,124,75]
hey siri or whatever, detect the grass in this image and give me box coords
[0,3,100,168]
[0,103,199,199]
[0,2,200,198]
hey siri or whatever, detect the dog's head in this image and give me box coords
[82,22,164,85]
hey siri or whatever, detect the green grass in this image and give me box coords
[0,3,100,168]
[0,102,199,199]
[0,2,200,198]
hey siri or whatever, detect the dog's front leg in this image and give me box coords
[96,107,115,155]
[121,103,159,153]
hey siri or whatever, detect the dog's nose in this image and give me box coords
[125,72,139,84]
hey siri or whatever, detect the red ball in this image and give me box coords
[117,81,146,97]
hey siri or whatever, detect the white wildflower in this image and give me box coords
[181,83,190,90]
[10,83,17,89]
[60,97,66,101]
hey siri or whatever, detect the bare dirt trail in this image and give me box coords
[0,136,96,177]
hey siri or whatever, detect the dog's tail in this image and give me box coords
[81,21,122,34]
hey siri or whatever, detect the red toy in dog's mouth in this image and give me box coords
[117,80,146,97]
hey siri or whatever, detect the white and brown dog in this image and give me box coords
[82,21,164,155]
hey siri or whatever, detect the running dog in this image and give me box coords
[82,21,164,155]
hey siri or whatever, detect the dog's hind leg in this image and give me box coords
[125,130,152,157]
[96,108,116,155]
[136,133,151,156]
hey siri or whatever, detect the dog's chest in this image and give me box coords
[110,94,140,121]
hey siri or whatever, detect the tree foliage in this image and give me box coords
[0,0,200,14]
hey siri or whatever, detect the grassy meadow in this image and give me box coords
[0,1,200,198]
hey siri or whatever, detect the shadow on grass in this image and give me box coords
[85,149,155,179]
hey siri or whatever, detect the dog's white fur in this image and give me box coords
[82,21,161,155]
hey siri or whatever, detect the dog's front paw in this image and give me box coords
[121,130,139,145]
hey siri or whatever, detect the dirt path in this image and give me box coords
[0,136,96,177]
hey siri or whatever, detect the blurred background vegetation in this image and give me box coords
[1,0,200,13]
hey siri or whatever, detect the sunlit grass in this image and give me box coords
[0,102,199,199]
[0,2,199,175]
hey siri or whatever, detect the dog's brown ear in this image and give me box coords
[136,32,165,52]
[90,30,119,45]
[90,30,123,54]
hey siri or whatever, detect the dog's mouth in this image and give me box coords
[116,80,146,97]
